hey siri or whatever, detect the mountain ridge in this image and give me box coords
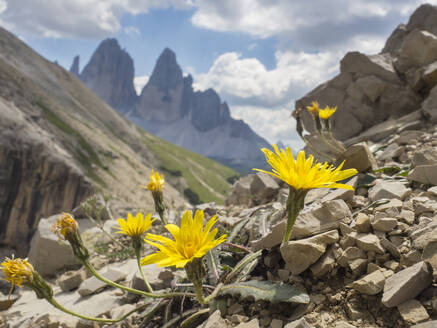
[74,42,271,173]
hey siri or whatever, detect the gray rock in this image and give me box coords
[350,270,386,295]
[355,213,371,233]
[58,270,87,292]
[78,268,126,296]
[397,299,430,324]
[284,318,314,328]
[412,146,437,167]
[368,181,409,201]
[281,230,339,275]
[129,264,173,292]
[310,247,336,277]
[382,261,433,307]
[355,233,385,254]
[226,175,254,206]
[334,321,357,328]
[252,199,350,250]
[408,165,437,185]
[370,216,397,232]
[235,318,260,328]
[422,237,437,280]
[338,247,366,267]
[28,214,81,276]
[411,321,437,328]
[250,173,280,203]
[200,310,229,328]
[339,142,377,173]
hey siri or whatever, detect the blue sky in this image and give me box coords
[0,0,435,149]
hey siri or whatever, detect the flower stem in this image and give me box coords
[282,188,307,245]
[135,248,153,293]
[82,260,194,299]
[193,281,205,305]
[48,297,146,323]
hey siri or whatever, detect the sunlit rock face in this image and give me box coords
[80,38,138,114]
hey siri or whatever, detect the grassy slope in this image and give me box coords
[139,129,239,204]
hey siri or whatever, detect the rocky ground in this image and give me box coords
[1,123,436,328]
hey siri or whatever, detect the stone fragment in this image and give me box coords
[226,175,254,206]
[250,172,280,203]
[110,304,136,319]
[351,269,386,296]
[321,177,357,202]
[368,182,409,201]
[382,261,433,307]
[129,264,174,293]
[338,247,366,267]
[78,268,126,296]
[58,270,87,292]
[271,319,283,328]
[378,143,403,161]
[355,213,371,233]
[397,299,430,324]
[399,209,415,225]
[355,233,385,254]
[422,237,437,280]
[370,216,397,232]
[412,146,437,167]
[310,247,336,278]
[252,200,350,250]
[281,230,339,275]
[28,215,81,276]
[284,318,314,328]
[411,321,437,328]
[340,142,377,173]
[408,165,437,185]
[334,322,357,328]
[349,258,368,276]
[235,319,260,328]
[200,310,228,328]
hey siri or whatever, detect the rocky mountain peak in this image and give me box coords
[80,38,137,113]
[145,47,183,94]
[69,55,80,77]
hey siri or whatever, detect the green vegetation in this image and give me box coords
[139,129,238,204]
[39,101,106,187]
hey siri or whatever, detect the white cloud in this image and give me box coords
[193,50,341,108]
[134,75,149,95]
[0,0,193,38]
[123,26,140,36]
[231,106,304,151]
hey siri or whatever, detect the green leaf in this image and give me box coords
[219,280,309,304]
[228,217,250,243]
[224,250,262,284]
[205,249,222,285]
[372,166,402,175]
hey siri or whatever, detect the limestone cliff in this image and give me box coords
[80,39,137,114]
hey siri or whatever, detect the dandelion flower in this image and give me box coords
[306,101,320,119]
[319,106,337,120]
[147,170,164,192]
[255,145,358,243]
[142,210,226,268]
[51,213,79,240]
[117,212,155,238]
[1,257,33,298]
[254,145,357,191]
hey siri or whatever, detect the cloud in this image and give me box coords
[124,26,141,36]
[134,75,149,95]
[231,106,304,151]
[193,50,341,108]
[0,0,193,38]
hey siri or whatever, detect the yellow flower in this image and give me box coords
[1,257,33,295]
[141,210,227,268]
[147,170,164,192]
[319,106,337,120]
[254,145,358,191]
[306,101,320,118]
[117,212,155,237]
[51,213,79,240]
